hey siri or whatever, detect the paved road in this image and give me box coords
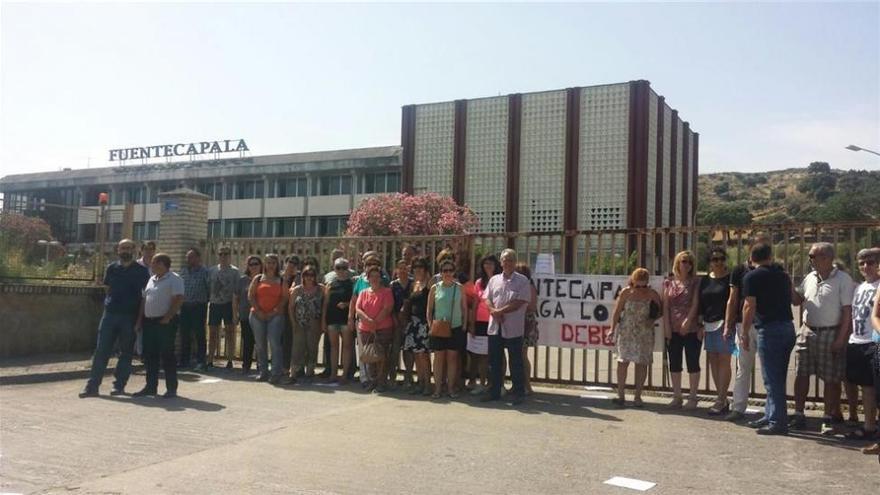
[1,370,875,495]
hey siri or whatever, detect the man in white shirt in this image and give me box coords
[134,253,185,398]
[790,242,855,432]
[844,248,879,440]
[481,249,531,405]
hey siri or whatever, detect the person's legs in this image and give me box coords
[194,303,207,367]
[320,332,332,377]
[415,351,431,392]
[488,334,503,399]
[707,352,718,399]
[732,324,757,414]
[291,323,306,379]
[241,318,254,372]
[141,319,160,392]
[389,321,402,384]
[178,305,194,367]
[684,333,702,405]
[505,336,525,397]
[616,361,629,400]
[717,353,732,406]
[328,328,341,380]
[306,321,321,376]
[825,381,842,419]
[223,317,236,365]
[282,317,293,375]
[207,324,219,366]
[758,322,795,429]
[667,333,684,402]
[845,382,860,422]
[446,350,459,396]
[341,328,354,382]
[403,350,415,386]
[522,346,533,394]
[267,315,285,379]
[112,315,136,390]
[85,312,119,391]
[634,363,648,402]
[249,314,269,378]
[433,350,447,396]
[161,320,178,394]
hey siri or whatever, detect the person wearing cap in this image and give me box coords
[133,253,184,398]
[843,248,879,441]
[79,239,150,398]
[208,247,239,370]
[323,257,354,382]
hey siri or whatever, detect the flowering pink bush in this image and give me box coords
[346,193,478,236]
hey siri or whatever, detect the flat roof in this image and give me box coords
[0,145,401,192]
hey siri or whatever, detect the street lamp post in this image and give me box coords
[845,145,880,157]
[37,239,62,265]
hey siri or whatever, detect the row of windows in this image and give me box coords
[207,216,348,238]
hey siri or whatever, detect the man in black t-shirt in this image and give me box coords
[741,242,796,435]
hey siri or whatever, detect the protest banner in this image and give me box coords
[533,274,665,351]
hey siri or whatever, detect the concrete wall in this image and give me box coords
[0,284,105,357]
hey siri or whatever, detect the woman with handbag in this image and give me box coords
[427,259,469,399]
[355,265,395,393]
[610,268,662,407]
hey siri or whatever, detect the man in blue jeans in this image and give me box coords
[481,249,530,406]
[80,239,150,398]
[741,242,796,435]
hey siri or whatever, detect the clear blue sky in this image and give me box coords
[1,2,878,176]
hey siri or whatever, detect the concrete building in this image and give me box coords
[400,80,698,234]
[0,146,401,243]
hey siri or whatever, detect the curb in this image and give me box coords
[0,364,145,386]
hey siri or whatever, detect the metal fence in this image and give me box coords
[206,221,880,402]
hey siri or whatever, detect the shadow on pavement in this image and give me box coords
[99,394,225,412]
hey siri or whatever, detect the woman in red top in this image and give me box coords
[468,255,500,395]
[355,266,395,392]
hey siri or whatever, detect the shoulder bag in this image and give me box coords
[429,283,457,338]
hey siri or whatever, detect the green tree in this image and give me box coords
[813,194,869,222]
[696,202,753,226]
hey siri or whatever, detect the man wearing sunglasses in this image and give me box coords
[790,242,855,434]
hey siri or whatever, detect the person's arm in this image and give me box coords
[426,285,436,328]
[135,297,145,331]
[833,305,852,353]
[872,289,880,336]
[248,276,264,320]
[162,294,184,324]
[321,285,331,334]
[724,285,740,339]
[272,284,288,318]
[348,291,359,332]
[661,283,672,341]
[681,278,700,336]
[740,296,756,351]
[791,276,805,306]
[459,284,469,332]
[610,288,629,336]
[355,292,375,324]
[288,286,299,325]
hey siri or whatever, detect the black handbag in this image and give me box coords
[649,300,662,320]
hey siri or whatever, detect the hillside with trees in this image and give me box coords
[697,162,880,226]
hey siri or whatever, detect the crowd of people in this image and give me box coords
[78,236,880,456]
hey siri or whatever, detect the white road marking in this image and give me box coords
[746,408,762,414]
[197,378,222,384]
[583,386,614,392]
[580,394,611,400]
[603,476,656,491]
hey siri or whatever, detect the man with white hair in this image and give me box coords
[790,242,855,433]
[481,248,530,405]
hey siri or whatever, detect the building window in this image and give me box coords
[148,184,176,204]
[226,180,264,200]
[310,216,347,237]
[312,175,352,196]
[132,221,160,240]
[273,177,308,198]
[271,217,306,237]
[197,182,223,201]
[125,186,146,204]
[361,171,400,194]
[108,223,123,241]
[225,218,264,238]
[207,220,222,238]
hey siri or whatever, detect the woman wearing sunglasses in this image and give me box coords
[427,259,469,399]
[248,254,288,383]
[237,255,262,374]
[288,264,324,384]
[663,250,702,409]
[699,247,734,414]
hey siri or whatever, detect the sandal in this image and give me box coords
[611,398,626,407]
[861,443,880,455]
[845,427,878,441]
[633,397,644,408]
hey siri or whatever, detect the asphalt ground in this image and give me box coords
[1,366,877,495]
